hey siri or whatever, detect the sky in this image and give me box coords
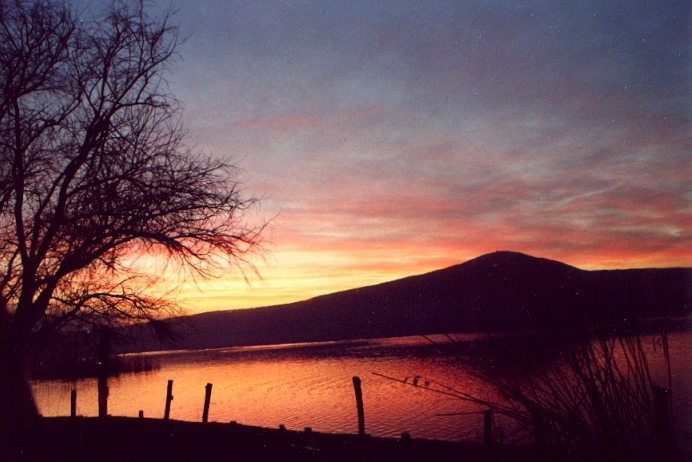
[98,1,692,312]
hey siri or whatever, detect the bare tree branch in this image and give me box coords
[0,0,264,349]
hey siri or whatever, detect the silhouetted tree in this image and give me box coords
[0,0,262,454]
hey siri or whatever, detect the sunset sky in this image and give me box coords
[93,1,691,312]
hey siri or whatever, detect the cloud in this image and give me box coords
[163,0,691,310]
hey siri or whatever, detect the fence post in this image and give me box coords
[652,385,674,453]
[97,325,110,418]
[164,380,174,420]
[534,413,545,449]
[352,376,365,436]
[483,409,492,447]
[70,389,77,417]
[202,383,212,423]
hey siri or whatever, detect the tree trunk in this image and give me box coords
[0,300,39,459]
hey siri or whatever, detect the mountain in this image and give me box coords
[130,251,692,352]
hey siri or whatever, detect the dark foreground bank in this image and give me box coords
[9,416,689,462]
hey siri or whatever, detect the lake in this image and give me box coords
[31,332,692,448]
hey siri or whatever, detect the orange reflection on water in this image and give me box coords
[32,336,492,441]
[31,332,692,447]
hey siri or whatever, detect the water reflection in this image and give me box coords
[31,333,692,446]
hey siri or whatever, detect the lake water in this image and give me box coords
[31,332,692,448]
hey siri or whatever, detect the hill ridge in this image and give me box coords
[128,251,691,352]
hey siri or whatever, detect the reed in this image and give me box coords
[433,289,677,458]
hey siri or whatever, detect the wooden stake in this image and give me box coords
[164,380,173,420]
[653,385,674,453]
[70,389,77,417]
[352,376,365,436]
[483,409,492,447]
[534,412,545,449]
[97,326,109,418]
[202,383,212,423]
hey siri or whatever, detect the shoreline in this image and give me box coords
[24,416,534,461]
[15,416,687,462]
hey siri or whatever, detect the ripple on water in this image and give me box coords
[31,333,692,448]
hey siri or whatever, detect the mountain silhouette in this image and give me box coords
[135,251,691,351]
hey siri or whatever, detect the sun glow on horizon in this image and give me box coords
[146,0,690,316]
[171,243,691,315]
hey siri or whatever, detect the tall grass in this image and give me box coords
[440,289,677,458]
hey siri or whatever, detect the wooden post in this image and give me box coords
[352,376,365,436]
[97,325,110,418]
[139,410,144,419]
[483,409,492,447]
[652,385,674,453]
[202,383,212,423]
[164,380,174,420]
[70,389,77,417]
[534,413,545,449]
